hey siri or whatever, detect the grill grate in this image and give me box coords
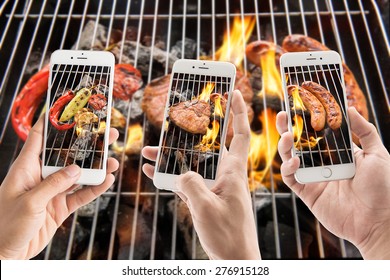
[45,64,111,169]
[283,64,353,168]
[0,0,389,260]
[157,74,230,179]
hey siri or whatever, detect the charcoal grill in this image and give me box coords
[0,0,389,260]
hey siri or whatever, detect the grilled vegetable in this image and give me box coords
[74,108,99,137]
[88,93,107,110]
[11,65,50,141]
[59,87,92,122]
[113,64,143,100]
[49,90,76,130]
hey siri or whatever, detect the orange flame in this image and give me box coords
[195,120,220,152]
[215,16,256,68]
[198,82,215,102]
[291,86,306,111]
[248,109,281,190]
[292,115,323,149]
[259,48,284,100]
[213,95,225,118]
[112,123,143,155]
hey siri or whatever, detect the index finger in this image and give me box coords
[228,90,251,161]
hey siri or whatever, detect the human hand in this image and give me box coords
[0,117,119,260]
[276,107,390,259]
[142,90,260,260]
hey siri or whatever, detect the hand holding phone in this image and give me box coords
[280,51,355,183]
[42,50,115,185]
[153,59,236,190]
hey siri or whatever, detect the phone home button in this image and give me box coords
[321,167,332,178]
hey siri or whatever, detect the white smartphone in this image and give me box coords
[42,50,115,185]
[280,51,355,183]
[153,59,236,190]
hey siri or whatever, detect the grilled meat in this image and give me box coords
[142,74,170,128]
[169,100,211,134]
[287,85,326,131]
[245,40,286,67]
[282,34,368,120]
[301,81,342,130]
[235,70,254,103]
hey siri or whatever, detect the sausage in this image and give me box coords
[245,40,285,67]
[282,34,368,120]
[301,81,342,130]
[287,85,326,131]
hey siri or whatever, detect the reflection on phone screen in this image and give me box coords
[283,64,353,168]
[45,64,111,169]
[157,73,232,179]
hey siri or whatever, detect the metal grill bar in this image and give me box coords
[6,10,371,19]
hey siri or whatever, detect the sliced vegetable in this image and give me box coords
[49,90,76,130]
[59,87,92,122]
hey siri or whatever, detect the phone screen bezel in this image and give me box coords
[280,51,356,183]
[42,50,115,185]
[153,59,236,190]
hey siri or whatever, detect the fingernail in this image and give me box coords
[63,164,81,177]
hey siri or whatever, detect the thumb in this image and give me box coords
[348,107,385,154]
[176,171,214,210]
[31,165,81,206]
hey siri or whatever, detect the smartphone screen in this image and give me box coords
[44,63,112,170]
[281,60,353,169]
[156,71,233,180]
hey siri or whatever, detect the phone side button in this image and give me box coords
[321,167,332,178]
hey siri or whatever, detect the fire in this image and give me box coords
[259,48,284,100]
[198,82,215,102]
[112,123,143,155]
[291,86,306,111]
[292,115,323,149]
[213,94,224,118]
[195,120,220,152]
[248,109,281,190]
[215,16,256,68]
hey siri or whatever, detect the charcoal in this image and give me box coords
[110,41,178,77]
[167,199,208,259]
[76,75,94,90]
[173,89,193,102]
[260,221,313,259]
[69,131,93,160]
[116,204,155,260]
[253,186,272,210]
[73,20,109,50]
[45,216,89,259]
[170,38,197,59]
[142,35,166,50]
[130,89,144,120]
[77,196,112,218]
[252,94,283,114]
[25,51,50,76]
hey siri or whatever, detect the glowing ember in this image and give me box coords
[215,16,256,68]
[248,109,280,190]
[195,120,220,152]
[112,123,143,155]
[198,82,215,102]
[259,48,284,100]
